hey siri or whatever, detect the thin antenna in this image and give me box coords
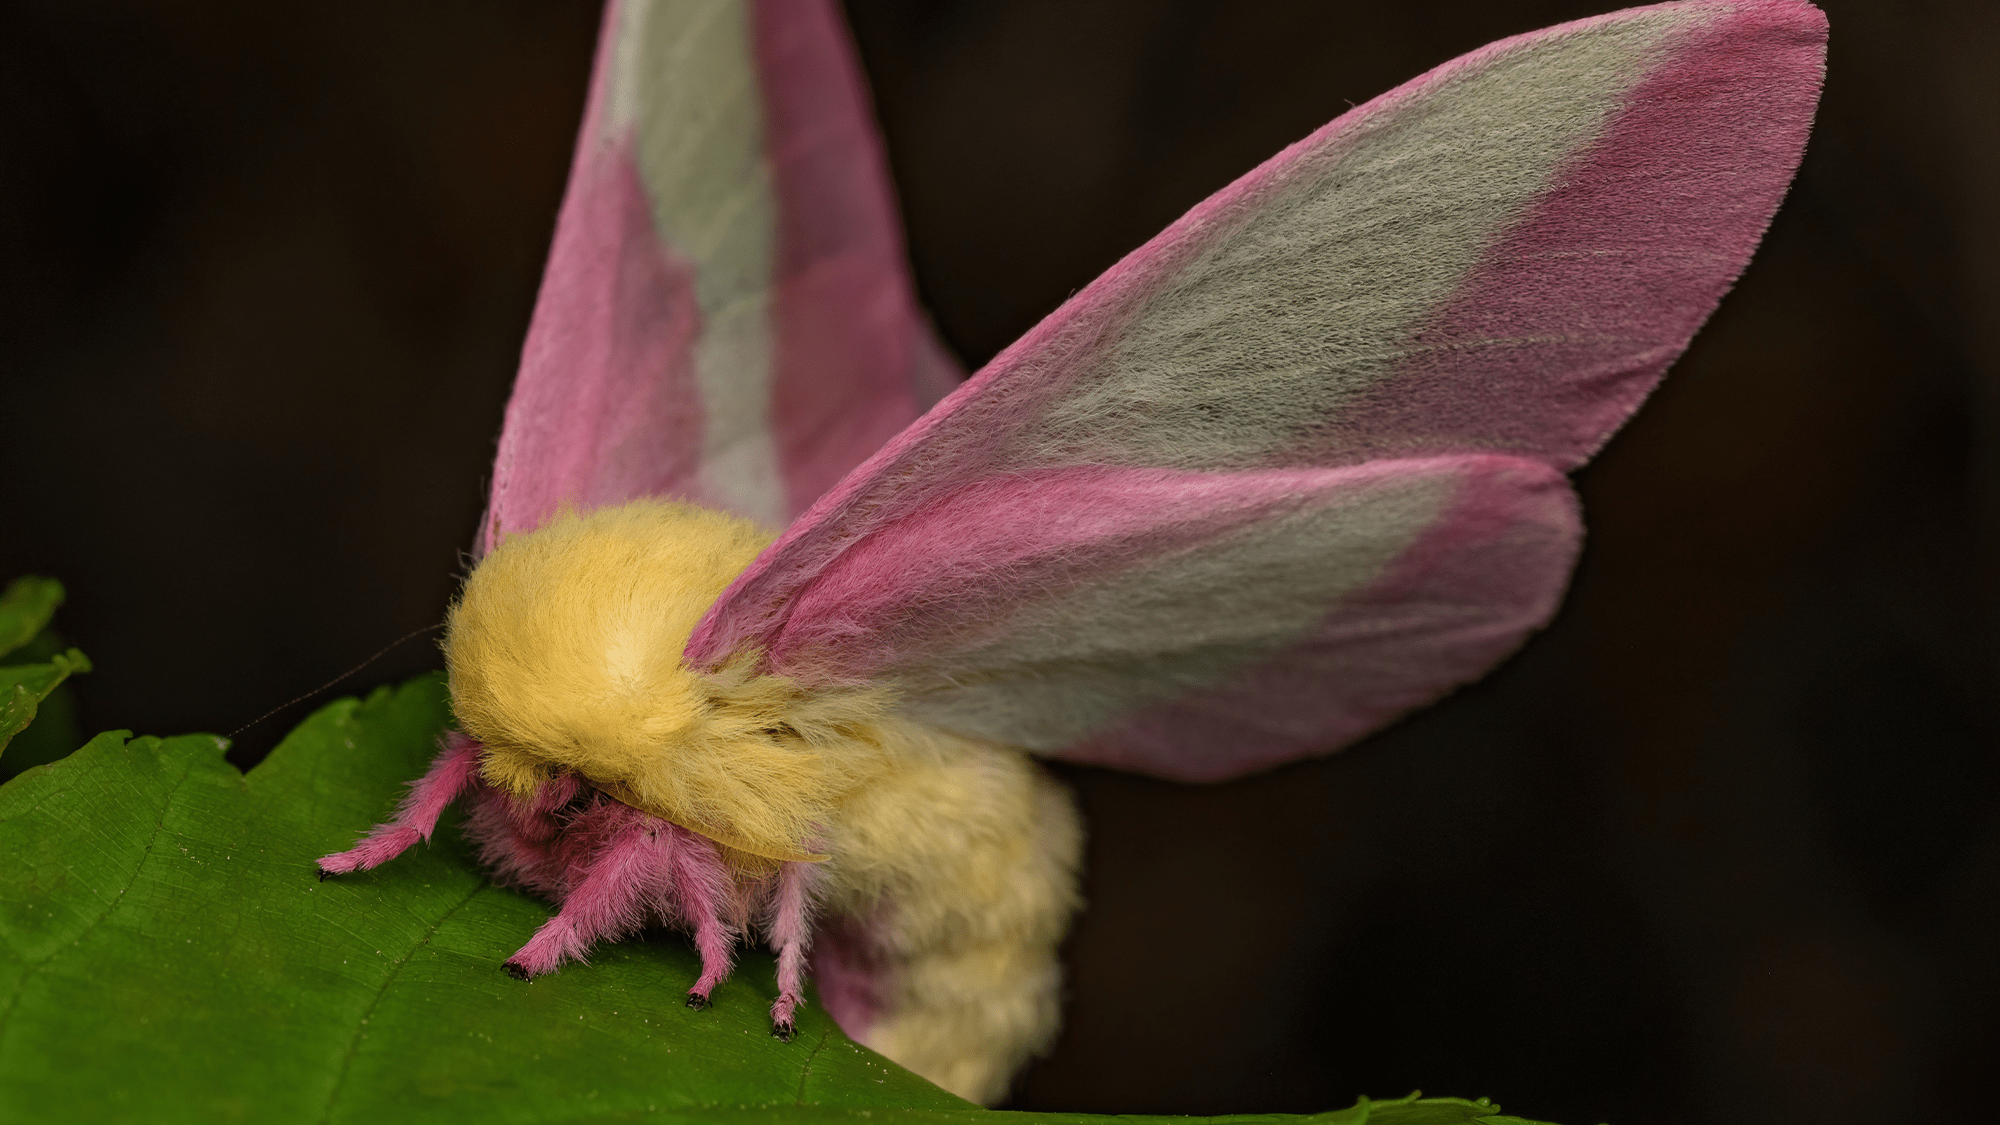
[228,622,445,738]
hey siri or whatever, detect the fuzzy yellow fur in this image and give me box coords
[448,502,898,862]
[445,500,1082,1103]
[820,728,1081,1103]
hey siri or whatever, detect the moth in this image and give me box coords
[319,0,1825,1105]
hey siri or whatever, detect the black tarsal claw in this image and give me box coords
[686,992,712,1011]
[503,961,530,981]
[772,1020,797,1043]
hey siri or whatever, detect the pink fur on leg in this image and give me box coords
[504,802,660,978]
[766,859,821,1038]
[317,731,483,877]
[660,825,736,1006]
[472,791,744,1005]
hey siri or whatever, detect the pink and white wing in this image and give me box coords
[480,0,953,552]
[685,0,1826,780]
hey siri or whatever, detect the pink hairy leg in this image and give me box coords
[662,824,738,1008]
[765,859,821,1039]
[317,731,483,877]
[504,802,663,978]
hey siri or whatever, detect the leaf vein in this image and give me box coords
[315,882,486,1124]
[793,1026,831,1104]
[0,747,201,1049]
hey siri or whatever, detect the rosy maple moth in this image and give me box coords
[320,0,1825,1104]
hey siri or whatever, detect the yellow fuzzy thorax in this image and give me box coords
[444,500,898,864]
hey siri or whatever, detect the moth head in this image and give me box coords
[444,500,894,863]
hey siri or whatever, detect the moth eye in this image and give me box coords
[761,724,800,741]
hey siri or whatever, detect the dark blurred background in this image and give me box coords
[2,1,1995,1122]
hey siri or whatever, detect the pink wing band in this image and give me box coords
[483,131,708,554]
[753,0,947,517]
[484,0,708,552]
[764,459,1483,683]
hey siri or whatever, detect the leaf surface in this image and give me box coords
[0,674,1562,1125]
[0,576,63,660]
[0,675,966,1123]
[0,648,88,758]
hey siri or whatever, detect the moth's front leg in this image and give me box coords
[317,731,482,878]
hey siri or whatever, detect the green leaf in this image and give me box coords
[0,576,89,774]
[0,657,82,781]
[0,648,89,758]
[0,675,965,1123]
[0,674,1567,1125]
[1365,1092,1560,1125]
[0,577,64,661]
